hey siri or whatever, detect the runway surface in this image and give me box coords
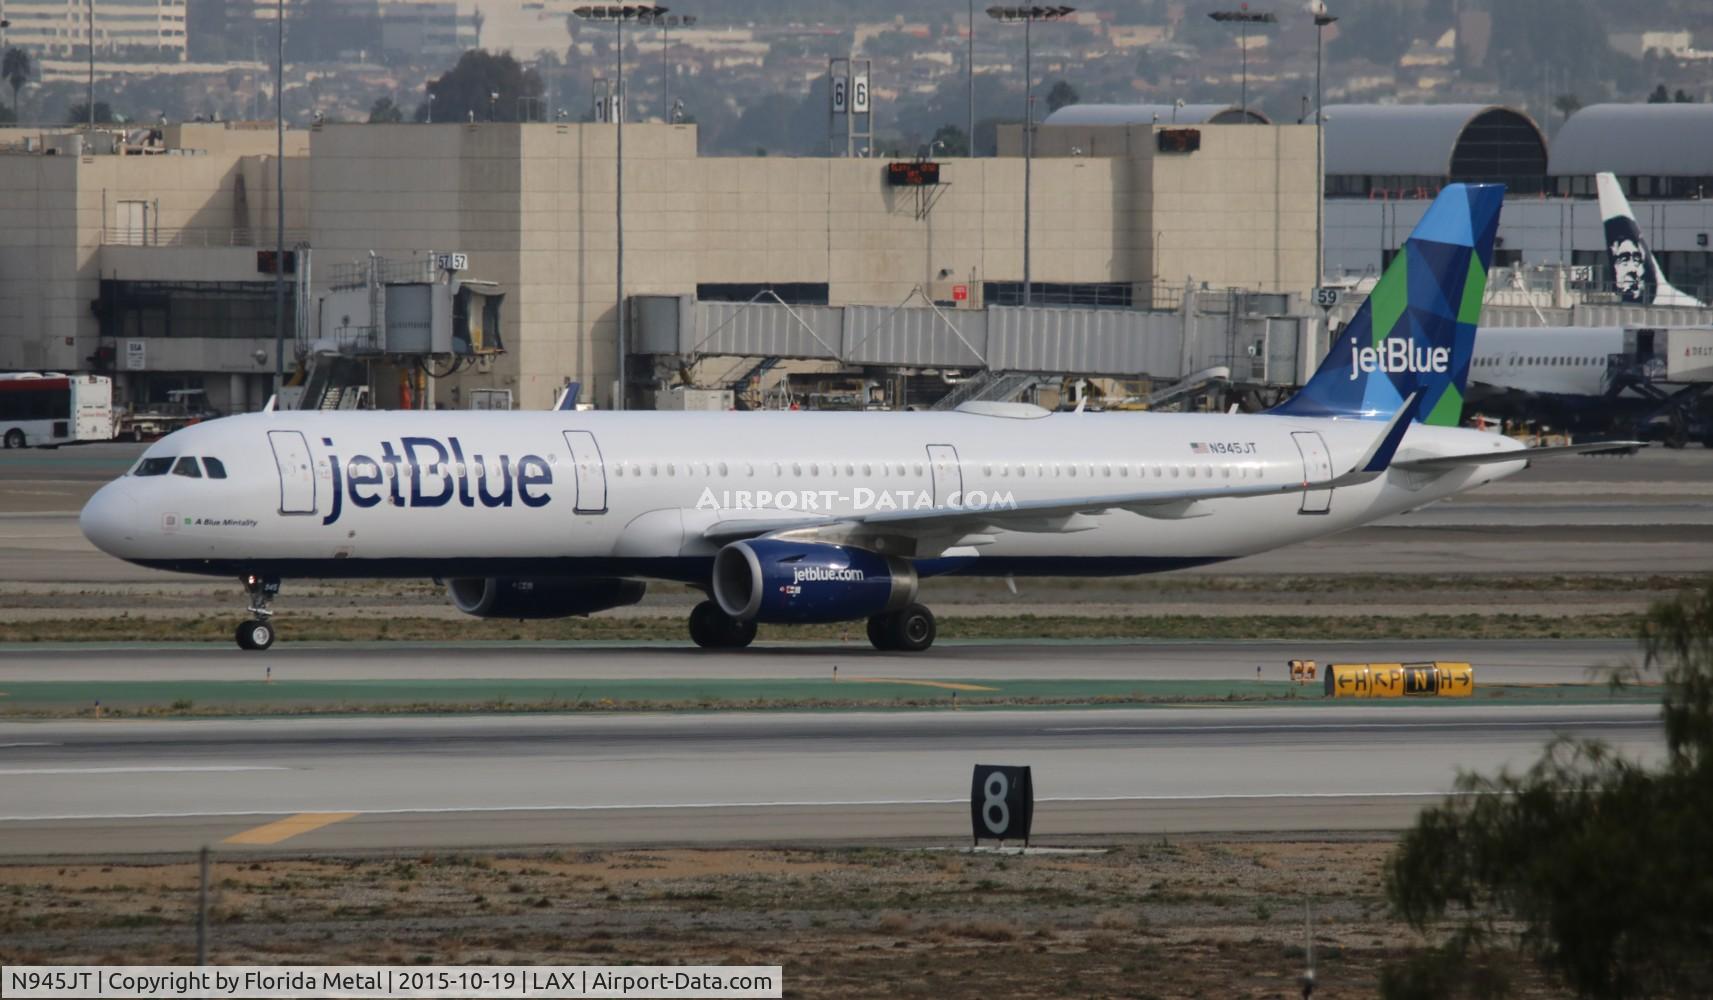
[0,638,1640,684]
[0,704,1664,856]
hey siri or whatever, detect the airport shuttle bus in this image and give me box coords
[0,373,115,449]
[77,185,1637,653]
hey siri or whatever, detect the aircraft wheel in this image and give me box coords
[866,615,893,651]
[690,601,757,649]
[236,620,275,651]
[720,615,757,649]
[688,600,722,648]
[885,604,937,653]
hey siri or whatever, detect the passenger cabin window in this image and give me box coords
[134,457,174,477]
[172,457,202,478]
[203,458,228,479]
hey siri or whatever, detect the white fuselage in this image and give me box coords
[1470,326,1626,400]
[79,407,1523,583]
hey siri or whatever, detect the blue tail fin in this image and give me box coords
[1272,183,1504,425]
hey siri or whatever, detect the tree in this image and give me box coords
[1383,582,1713,999]
[2,47,30,118]
[927,123,969,157]
[1647,83,1670,103]
[412,50,544,123]
[65,102,118,125]
[1045,79,1079,114]
[367,96,404,123]
[1552,93,1581,123]
[1674,89,1694,104]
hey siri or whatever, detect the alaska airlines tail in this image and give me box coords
[1596,172,1705,308]
[1273,182,1504,425]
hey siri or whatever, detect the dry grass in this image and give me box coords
[0,611,1644,644]
[0,841,1569,997]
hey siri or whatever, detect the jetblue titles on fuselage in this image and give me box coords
[320,435,553,526]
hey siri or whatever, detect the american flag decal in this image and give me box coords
[1190,442,1209,454]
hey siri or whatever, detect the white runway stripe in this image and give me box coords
[0,765,289,776]
[0,791,1455,823]
[1045,720,1646,733]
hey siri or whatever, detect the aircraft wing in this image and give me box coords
[703,395,1419,553]
[1393,440,1646,471]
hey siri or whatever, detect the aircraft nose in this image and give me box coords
[79,482,138,557]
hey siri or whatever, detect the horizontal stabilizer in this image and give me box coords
[1395,440,1646,471]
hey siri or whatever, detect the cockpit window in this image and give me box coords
[134,457,174,477]
[172,456,203,478]
[203,457,228,479]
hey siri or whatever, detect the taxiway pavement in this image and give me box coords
[0,704,1664,856]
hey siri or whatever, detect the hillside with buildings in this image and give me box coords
[1,0,1709,154]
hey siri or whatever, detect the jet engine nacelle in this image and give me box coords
[712,538,918,624]
[447,576,646,619]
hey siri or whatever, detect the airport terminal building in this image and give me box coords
[3,100,1712,414]
[0,117,1317,412]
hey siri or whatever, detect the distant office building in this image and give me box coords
[377,0,475,60]
[1,0,187,61]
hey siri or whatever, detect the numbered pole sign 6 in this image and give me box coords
[970,764,1034,846]
[852,74,871,114]
[831,76,848,114]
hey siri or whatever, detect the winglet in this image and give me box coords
[1335,392,1419,485]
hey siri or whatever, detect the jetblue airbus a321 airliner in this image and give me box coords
[79,184,1620,652]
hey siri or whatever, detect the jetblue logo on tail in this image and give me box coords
[1348,337,1451,381]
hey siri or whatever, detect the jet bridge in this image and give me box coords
[632,291,1319,391]
[288,253,507,410]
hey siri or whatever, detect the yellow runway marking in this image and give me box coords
[223,812,359,846]
[851,678,998,692]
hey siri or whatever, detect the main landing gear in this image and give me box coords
[688,600,757,649]
[235,575,280,651]
[866,603,937,653]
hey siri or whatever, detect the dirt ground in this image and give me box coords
[0,574,1685,621]
[0,838,1557,998]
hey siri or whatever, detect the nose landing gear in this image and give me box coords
[235,575,280,651]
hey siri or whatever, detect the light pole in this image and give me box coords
[573,4,676,410]
[86,0,94,128]
[1313,8,1336,291]
[1208,6,1276,120]
[986,5,1075,308]
[661,14,696,116]
[967,0,975,157]
[273,0,285,402]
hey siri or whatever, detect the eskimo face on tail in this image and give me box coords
[1271,183,1505,427]
[1604,221,1654,304]
[1595,171,1705,308]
